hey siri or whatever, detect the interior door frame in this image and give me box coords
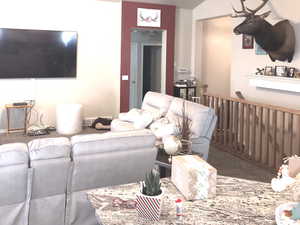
[120,2,176,112]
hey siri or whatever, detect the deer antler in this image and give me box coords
[246,0,269,15]
[232,0,270,17]
[232,0,251,18]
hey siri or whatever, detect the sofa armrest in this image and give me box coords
[191,137,211,161]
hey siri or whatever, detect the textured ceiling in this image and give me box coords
[122,0,205,9]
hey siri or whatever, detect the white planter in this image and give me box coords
[136,190,163,221]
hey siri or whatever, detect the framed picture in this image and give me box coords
[264,66,273,76]
[275,66,287,77]
[137,8,161,27]
[242,34,254,49]
[287,67,296,78]
[295,71,300,79]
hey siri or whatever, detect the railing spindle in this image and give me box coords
[245,104,250,157]
[272,110,277,169]
[229,101,233,148]
[251,106,257,160]
[239,103,245,153]
[266,108,270,166]
[288,113,294,156]
[258,107,263,163]
[224,100,229,146]
[281,112,285,161]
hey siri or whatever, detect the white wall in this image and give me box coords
[175,8,193,80]
[193,0,300,110]
[201,16,232,96]
[0,0,122,130]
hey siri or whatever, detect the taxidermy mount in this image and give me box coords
[232,0,295,62]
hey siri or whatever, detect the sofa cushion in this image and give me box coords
[0,143,28,167]
[141,91,173,118]
[28,137,71,161]
[71,130,156,156]
[166,97,215,138]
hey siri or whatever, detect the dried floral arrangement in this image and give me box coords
[176,101,192,154]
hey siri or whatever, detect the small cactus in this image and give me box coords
[142,169,162,196]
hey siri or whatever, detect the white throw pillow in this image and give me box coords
[118,108,142,122]
[150,118,178,138]
[133,111,153,129]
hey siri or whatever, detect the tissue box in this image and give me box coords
[171,155,217,200]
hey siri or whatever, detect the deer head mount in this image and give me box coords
[232,0,295,62]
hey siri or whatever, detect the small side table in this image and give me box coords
[5,104,33,134]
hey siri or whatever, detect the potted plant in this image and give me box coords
[136,169,163,221]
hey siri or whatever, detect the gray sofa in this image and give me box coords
[111,91,217,160]
[0,129,156,225]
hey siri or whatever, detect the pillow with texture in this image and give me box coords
[150,118,178,138]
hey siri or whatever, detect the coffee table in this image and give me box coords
[155,148,172,178]
[87,176,291,225]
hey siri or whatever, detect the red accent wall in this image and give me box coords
[120,1,176,112]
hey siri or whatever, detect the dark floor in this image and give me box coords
[0,128,274,183]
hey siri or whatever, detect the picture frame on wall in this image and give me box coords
[287,67,296,78]
[137,8,161,27]
[264,66,274,76]
[242,34,254,49]
[275,66,287,77]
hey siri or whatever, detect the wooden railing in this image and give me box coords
[193,94,300,171]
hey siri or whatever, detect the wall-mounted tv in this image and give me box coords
[0,28,77,79]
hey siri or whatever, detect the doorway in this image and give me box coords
[197,16,232,97]
[129,29,166,109]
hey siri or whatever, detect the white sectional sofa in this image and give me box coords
[0,129,157,225]
[111,91,217,160]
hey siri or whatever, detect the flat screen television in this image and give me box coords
[0,28,77,78]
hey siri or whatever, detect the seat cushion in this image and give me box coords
[28,137,71,161]
[0,143,28,167]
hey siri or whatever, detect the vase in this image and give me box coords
[136,190,163,221]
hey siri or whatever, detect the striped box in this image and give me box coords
[136,191,163,221]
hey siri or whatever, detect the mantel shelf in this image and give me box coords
[248,75,300,93]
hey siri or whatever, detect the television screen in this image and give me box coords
[0,28,77,78]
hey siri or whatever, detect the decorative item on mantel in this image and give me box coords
[272,156,300,224]
[171,155,217,201]
[258,66,298,78]
[256,67,265,75]
[136,169,163,221]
